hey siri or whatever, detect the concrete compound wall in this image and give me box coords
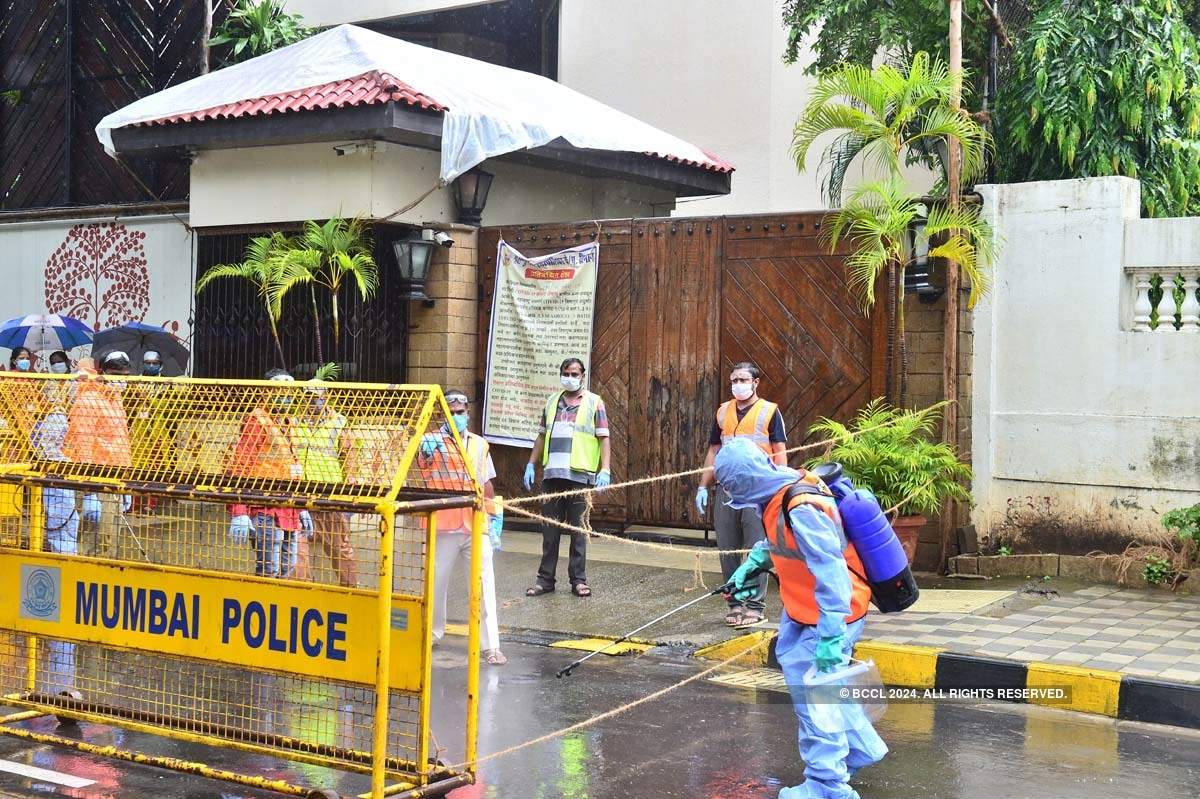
[405,226,480,394]
[972,176,1200,553]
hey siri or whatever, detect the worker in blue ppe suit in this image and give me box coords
[716,438,886,799]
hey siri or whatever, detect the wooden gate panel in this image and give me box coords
[477,223,632,522]
[628,218,722,525]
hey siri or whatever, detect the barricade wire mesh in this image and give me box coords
[0,373,480,791]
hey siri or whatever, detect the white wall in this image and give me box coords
[973,177,1200,551]
[190,141,673,228]
[0,214,195,361]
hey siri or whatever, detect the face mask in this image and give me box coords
[451,413,469,433]
[560,375,582,392]
[731,383,754,401]
[143,364,162,376]
[272,396,293,412]
[50,362,68,374]
[14,359,30,372]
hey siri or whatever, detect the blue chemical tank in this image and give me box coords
[813,462,919,613]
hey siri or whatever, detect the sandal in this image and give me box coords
[736,609,767,628]
[724,608,744,626]
[526,585,554,597]
[571,583,592,597]
[483,649,508,666]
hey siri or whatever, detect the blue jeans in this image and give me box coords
[251,513,296,578]
[776,615,888,799]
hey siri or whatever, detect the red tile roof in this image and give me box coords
[138,70,444,126]
[138,71,733,174]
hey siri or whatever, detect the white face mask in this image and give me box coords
[560,375,582,392]
[731,383,754,401]
[50,362,68,374]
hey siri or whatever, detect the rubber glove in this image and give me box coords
[694,487,709,514]
[488,513,504,551]
[229,515,252,545]
[522,463,536,491]
[81,493,101,523]
[299,510,314,538]
[418,435,446,459]
[121,494,132,512]
[596,470,612,490]
[728,542,772,603]
[814,634,847,673]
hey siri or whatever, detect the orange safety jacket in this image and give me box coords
[226,407,301,530]
[762,472,872,626]
[418,431,494,535]
[63,375,131,468]
[717,398,779,458]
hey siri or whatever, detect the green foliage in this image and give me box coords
[1143,554,1172,586]
[780,0,994,100]
[1163,503,1200,547]
[792,52,991,205]
[209,0,311,67]
[997,545,1013,556]
[195,233,292,367]
[806,399,972,517]
[312,362,341,381]
[1000,0,1200,217]
[1,89,20,106]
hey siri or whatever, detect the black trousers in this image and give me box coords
[536,477,589,588]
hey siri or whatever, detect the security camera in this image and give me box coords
[433,231,454,248]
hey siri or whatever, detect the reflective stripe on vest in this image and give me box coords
[434,432,488,534]
[541,390,602,473]
[718,399,777,456]
[762,476,872,627]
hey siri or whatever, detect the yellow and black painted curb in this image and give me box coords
[696,634,1200,729]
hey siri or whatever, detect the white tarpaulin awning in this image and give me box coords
[95,24,732,185]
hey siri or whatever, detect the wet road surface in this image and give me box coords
[2,637,1198,799]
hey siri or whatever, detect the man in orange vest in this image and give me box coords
[696,362,787,627]
[717,437,887,799]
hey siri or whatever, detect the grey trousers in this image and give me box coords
[714,492,767,611]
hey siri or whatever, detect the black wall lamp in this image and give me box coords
[452,167,494,226]
[393,232,438,304]
[904,215,945,303]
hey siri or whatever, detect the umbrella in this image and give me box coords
[0,314,93,353]
[92,321,190,377]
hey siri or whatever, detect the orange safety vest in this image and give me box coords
[424,431,493,534]
[762,472,872,626]
[717,398,778,457]
[63,377,132,468]
[227,407,300,480]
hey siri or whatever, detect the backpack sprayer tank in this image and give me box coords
[813,463,919,613]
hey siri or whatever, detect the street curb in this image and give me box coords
[695,633,1200,729]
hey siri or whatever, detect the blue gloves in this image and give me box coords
[419,435,446,459]
[81,494,101,524]
[489,513,503,550]
[299,510,314,538]
[522,463,536,491]
[229,515,252,545]
[596,470,612,490]
[694,487,709,514]
[814,634,847,673]
[729,543,772,603]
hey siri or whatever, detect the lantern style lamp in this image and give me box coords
[452,167,494,225]
[904,215,944,303]
[393,234,438,302]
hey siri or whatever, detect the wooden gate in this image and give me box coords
[477,212,885,529]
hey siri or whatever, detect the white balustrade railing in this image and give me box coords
[1127,266,1200,332]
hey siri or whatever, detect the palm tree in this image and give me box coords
[791,51,990,206]
[195,233,290,367]
[825,177,996,403]
[272,218,378,363]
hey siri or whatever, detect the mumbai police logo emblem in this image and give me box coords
[19,564,61,622]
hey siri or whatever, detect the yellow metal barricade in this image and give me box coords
[0,373,482,798]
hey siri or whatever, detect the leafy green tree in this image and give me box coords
[194,233,291,367]
[209,0,311,67]
[999,0,1200,216]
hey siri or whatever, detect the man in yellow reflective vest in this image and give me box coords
[696,362,788,627]
[290,383,356,587]
[523,357,611,599]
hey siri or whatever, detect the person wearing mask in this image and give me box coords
[225,368,303,579]
[290,383,356,587]
[417,390,506,665]
[696,362,788,627]
[140,350,163,376]
[8,347,33,373]
[717,438,885,799]
[65,352,133,558]
[522,358,611,598]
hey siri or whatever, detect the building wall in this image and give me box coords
[407,226,480,394]
[283,0,500,27]
[972,176,1200,553]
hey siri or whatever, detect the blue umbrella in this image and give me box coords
[0,314,93,353]
[92,321,190,376]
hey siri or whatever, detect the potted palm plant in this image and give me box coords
[807,399,972,564]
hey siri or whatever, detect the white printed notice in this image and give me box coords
[483,240,599,448]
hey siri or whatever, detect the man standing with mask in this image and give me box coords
[696,362,787,627]
[522,358,610,598]
[291,383,356,587]
[419,391,506,665]
[140,351,163,376]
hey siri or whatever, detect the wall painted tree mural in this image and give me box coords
[44,223,150,329]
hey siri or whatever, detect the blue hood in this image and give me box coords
[714,438,801,515]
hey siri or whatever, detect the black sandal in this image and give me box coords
[526,585,554,597]
[572,583,592,597]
